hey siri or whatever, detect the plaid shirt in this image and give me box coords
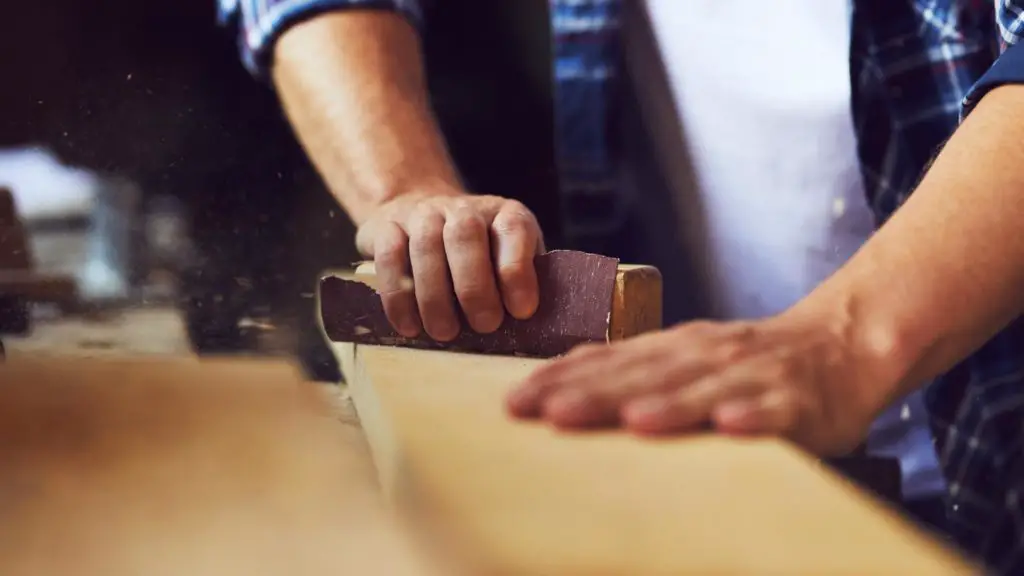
[219,0,1024,570]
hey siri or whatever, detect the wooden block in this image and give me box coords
[608,263,662,339]
[335,343,977,575]
[0,355,437,576]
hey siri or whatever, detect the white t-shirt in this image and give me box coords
[638,0,944,499]
[644,0,874,319]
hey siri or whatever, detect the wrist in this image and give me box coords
[347,177,466,225]
[782,291,919,425]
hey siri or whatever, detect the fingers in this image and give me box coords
[373,222,421,338]
[407,206,460,341]
[503,340,606,416]
[444,202,504,334]
[354,223,375,258]
[490,201,542,320]
[621,372,800,438]
[356,194,543,340]
[621,377,762,435]
[507,340,695,427]
[506,327,719,422]
[507,328,803,440]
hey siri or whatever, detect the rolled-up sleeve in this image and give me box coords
[217,0,424,78]
[961,2,1024,116]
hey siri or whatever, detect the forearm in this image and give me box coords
[272,11,462,225]
[795,85,1024,414]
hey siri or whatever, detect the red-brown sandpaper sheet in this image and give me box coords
[319,250,619,358]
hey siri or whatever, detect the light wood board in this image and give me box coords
[0,355,436,576]
[336,343,978,575]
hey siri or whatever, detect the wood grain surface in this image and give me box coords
[338,343,978,576]
[0,355,435,576]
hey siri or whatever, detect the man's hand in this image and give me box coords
[355,190,545,342]
[506,313,892,456]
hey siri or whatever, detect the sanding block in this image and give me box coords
[319,250,662,357]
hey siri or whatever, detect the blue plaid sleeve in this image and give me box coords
[217,0,424,78]
[961,1,1024,115]
[995,1,1024,45]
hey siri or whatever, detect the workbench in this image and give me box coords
[0,291,977,574]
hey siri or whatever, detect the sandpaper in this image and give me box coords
[320,250,619,358]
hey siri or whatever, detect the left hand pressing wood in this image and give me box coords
[506,313,895,457]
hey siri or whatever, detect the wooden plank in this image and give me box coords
[0,355,436,576]
[336,343,978,575]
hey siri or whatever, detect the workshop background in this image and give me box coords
[1,0,560,380]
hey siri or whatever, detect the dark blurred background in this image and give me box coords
[0,0,560,380]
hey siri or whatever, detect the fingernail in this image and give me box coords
[508,385,536,404]
[472,310,503,333]
[508,289,536,319]
[507,384,544,416]
[433,320,459,342]
[396,320,420,338]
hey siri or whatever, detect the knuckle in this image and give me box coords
[497,258,531,278]
[728,322,759,342]
[449,197,477,213]
[407,215,445,254]
[455,283,495,308]
[690,320,719,332]
[713,340,747,364]
[375,247,406,273]
[443,210,487,245]
[764,361,797,383]
[408,203,442,227]
[408,231,441,257]
[673,320,716,338]
[501,199,530,214]
[380,286,413,306]
[492,206,536,235]
[374,234,407,265]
